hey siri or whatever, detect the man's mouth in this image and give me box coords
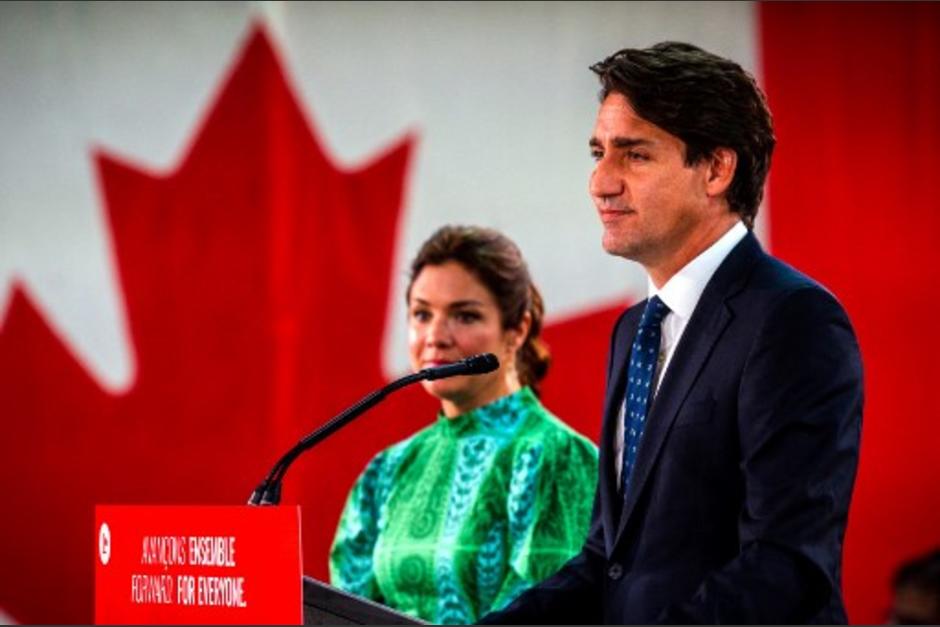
[599,208,635,223]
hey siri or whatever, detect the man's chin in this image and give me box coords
[602,233,640,260]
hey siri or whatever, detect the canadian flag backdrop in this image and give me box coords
[1,2,937,624]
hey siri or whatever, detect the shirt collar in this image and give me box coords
[648,221,747,320]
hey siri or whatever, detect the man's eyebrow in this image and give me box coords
[614,137,653,148]
[589,136,654,149]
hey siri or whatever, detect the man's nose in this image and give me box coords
[589,158,624,199]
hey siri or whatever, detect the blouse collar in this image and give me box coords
[438,386,538,437]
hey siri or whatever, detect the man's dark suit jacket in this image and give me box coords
[481,232,863,624]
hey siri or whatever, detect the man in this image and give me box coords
[480,42,863,624]
[889,548,940,624]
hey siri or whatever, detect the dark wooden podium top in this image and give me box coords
[303,576,425,625]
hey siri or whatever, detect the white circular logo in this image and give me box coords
[98,522,111,566]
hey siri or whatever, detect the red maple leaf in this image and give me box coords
[0,25,433,623]
[0,24,625,624]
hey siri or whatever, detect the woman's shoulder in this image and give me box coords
[516,393,598,460]
[360,418,446,475]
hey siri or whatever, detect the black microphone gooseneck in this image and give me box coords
[248,353,499,505]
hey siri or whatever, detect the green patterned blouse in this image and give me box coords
[329,386,598,624]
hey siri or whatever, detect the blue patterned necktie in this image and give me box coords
[621,295,670,494]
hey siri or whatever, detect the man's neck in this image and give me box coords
[646,214,741,289]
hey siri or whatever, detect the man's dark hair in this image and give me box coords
[591,41,775,229]
[892,548,940,624]
[894,548,940,595]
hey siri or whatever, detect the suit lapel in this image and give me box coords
[599,305,642,554]
[613,233,762,545]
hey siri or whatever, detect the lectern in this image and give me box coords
[302,576,423,625]
[94,505,423,625]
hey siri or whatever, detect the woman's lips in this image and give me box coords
[422,359,456,368]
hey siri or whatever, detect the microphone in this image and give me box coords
[248,353,500,505]
[420,353,499,380]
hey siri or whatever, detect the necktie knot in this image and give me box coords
[639,295,670,329]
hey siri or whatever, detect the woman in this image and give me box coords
[330,225,598,624]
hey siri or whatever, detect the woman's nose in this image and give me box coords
[425,316,451,346]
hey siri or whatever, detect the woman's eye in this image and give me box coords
[411,309,431,322]
[455,311,481,324]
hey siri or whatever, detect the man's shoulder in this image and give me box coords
[751,250,827,293]
[734,250,857,347]
[746,251,846,312]
[720,232,829,299]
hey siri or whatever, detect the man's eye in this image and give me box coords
[590,149,603,161]
[628,151,650,162]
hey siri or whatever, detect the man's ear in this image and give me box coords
[705,147,737,198]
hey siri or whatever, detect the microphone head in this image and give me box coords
[464,353,499,374]
[420,353,500,380]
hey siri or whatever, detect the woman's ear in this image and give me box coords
[507,311,532,353]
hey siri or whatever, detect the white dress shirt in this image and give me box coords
[614,221,748,483]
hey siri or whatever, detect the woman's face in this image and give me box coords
[407,260,525,417]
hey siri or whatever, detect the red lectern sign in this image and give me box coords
[95,505,302,624]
